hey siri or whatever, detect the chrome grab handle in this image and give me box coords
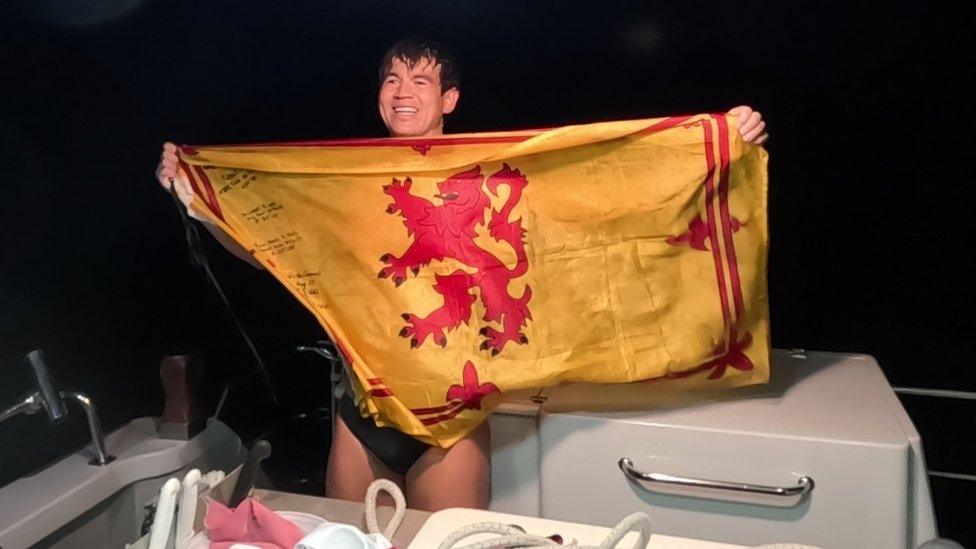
[60,391,115,466]
[618,458,814,498]
[0,350,114,466]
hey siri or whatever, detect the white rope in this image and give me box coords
[437,522,564,549]
[360,479,652,548]
[363,479,406,541]
[598,512,652,549]
[436,512,653,549]
[359,480,818,548]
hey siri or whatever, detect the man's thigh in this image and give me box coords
[404,422,491,511]
[326,415,404,501]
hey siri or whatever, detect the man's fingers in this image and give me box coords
[742,122,765,143]
[743,121,767,144]
[161,143,179,167]
[754,133,769,145]
[156,157,181,188]
[156,142,183,190]
[728,106,765,140]
[739,111,762,134]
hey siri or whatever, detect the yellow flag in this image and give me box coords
[178,114,769,447]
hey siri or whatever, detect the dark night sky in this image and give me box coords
[1,0,973,543]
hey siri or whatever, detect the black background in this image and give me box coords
[1,0,973,545]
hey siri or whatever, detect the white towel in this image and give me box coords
[294,523,392,549]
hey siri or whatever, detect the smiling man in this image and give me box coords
[155,38,768,511]
[378,42,460,137]
[327,41,494,512]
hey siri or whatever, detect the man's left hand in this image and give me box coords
[728,105,768,145]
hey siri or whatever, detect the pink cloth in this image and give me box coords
[205,497,304,549]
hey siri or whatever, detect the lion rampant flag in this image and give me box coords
[177,114,769,447]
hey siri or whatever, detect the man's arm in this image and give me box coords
[197,216,265,269]
[156,142,265,270]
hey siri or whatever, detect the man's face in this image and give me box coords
[378,57,459,137]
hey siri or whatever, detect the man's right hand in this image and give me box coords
[156,142,180,189]
[155,142,195,210]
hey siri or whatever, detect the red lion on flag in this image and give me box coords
[378,164,532,354]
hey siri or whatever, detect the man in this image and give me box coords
[156,39,768,511]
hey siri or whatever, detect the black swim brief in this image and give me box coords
[336,392,430,475]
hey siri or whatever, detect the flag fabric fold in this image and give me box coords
[178,113,769,447]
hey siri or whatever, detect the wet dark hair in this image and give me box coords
[378,39,460,93]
